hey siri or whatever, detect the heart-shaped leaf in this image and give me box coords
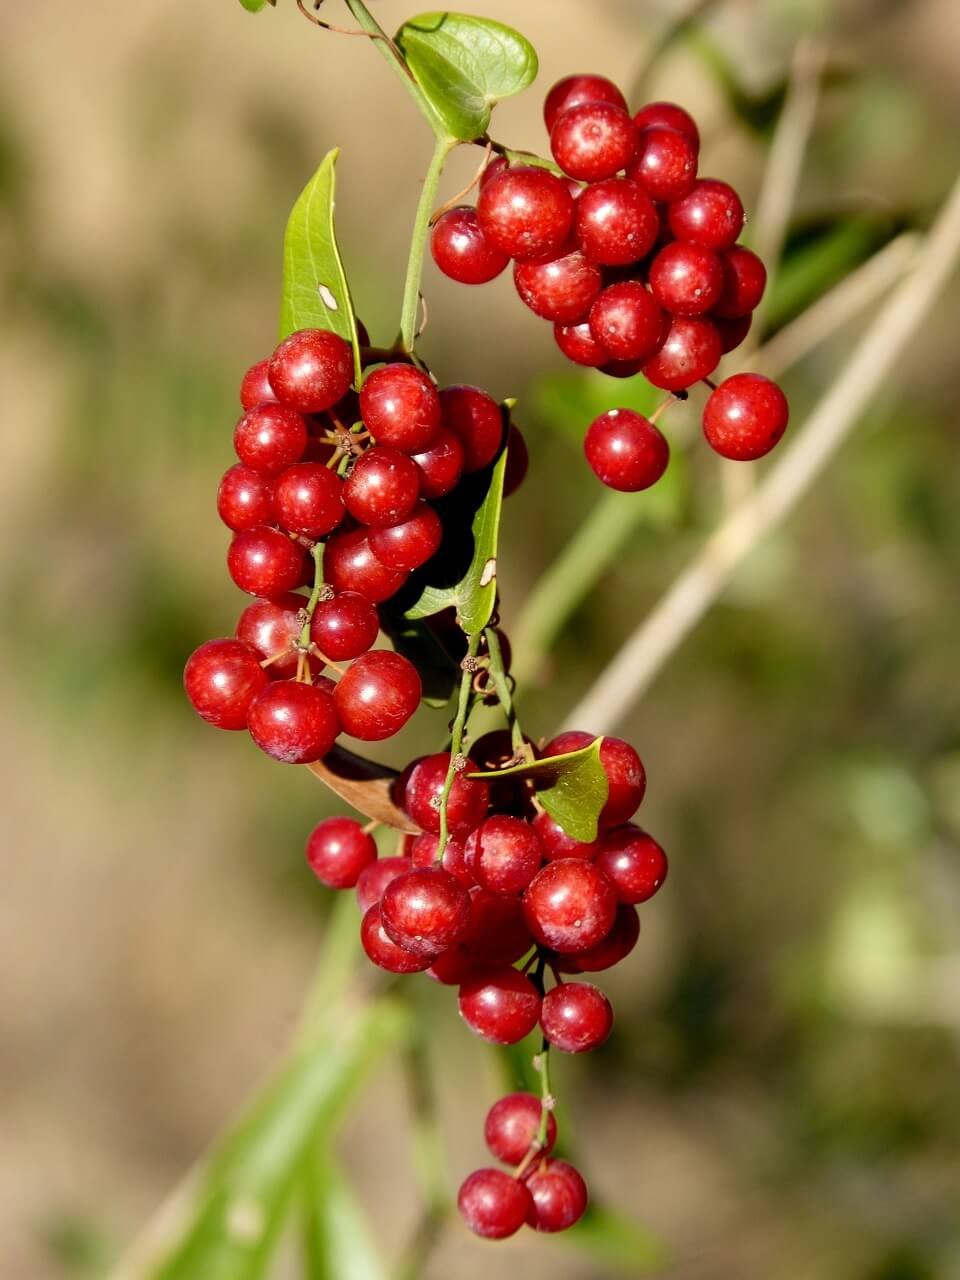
[395,13,538,141]
[469,738,609,843]
[280,149,361,382]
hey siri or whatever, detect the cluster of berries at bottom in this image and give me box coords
[183,327,527,763]
[305,728,667,1239]
[430,73,789,492]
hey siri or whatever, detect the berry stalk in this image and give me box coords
[435,630,481,862]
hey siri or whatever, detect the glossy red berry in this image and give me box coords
[368,502,442,572]
[234,403,308,474]
[458,1168,533,1240]
[551,102,637,182]
[584,408,669,492]
[360,902,434,972]
[569,903,640,972]
[596,825,668,903]
[239,358,276,411]
[411,428,464,499]
[306,816,377,889]
[184,638,267,730]
[574,177,658,266]
[479,154,510,188]
[227,526,307,598]
[401,752,490,835]
[554,320,607,367]
[513,248,602,324]
[484,1092,558,1165]
[459,965,542,1044]
[217,464,275,532]
[716,312,753,353]
[355,855,412,913]
[343,447,421,528]
[273,462,345,538]
[543,731,646,827]
[333,649,421,741]
[430,206,510,284]
[589,282,666,362]
[702,372,789,460]
[410,832,474,888]
[540,981,613,1053]
[543,74,627,133]
[359,364,441,453]
[323,527,407,602]
[236,593,304,675]
[522,859,617,954]
[461,889,534,966]
[476,167,575,263]
[268,329,354,414]
[381,865,471,957]
[668,179,744,250]
[632,100,700,150]
[628,126,698,202]
[533,811,602,862]
[309,591,378,661]
[649,241,724,316]
[524,1159,588,1232]
[465,816,544,896]
[641,315,721,390]
[714,244,767,317]
[247,679,339,763]
[439,385,504,473]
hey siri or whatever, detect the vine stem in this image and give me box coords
[342,0,447,138]
[436,631,481,861]
[297,542,327,649]
[400,134,458,352]
[484,626,524,752]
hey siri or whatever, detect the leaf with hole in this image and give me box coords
[469,738,609,843]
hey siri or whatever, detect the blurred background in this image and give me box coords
[3,0,960,1276]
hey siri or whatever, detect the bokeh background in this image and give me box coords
[3,0,960,1276]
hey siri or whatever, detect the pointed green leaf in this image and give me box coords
[469,738,609,843]
[396,13,538,141]
[280,149,361,382]
[238,0,274,10]
[301,1152,387,1280]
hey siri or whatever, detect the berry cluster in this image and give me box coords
[305,728,667,1239]
[183,328,526,761]
[430,74,789,490]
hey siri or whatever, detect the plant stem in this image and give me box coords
[534,1038,554,1149]
[400,134,457,352]
[297,542,327,649]
[436,631,481,860]
[484,626,524,751]
[342,0,446,138]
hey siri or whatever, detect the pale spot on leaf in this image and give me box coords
[226,1198,265,1245]
[317,283,339,310]
[480,557,497,587]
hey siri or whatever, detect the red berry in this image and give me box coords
[714,244,767,317]
[411,428,464,498]
[359,364,441,454]
[227,526,307,598]
[239,358,276,411]
[522,859,617,954]
[667,179,744,250]
[524,1159,588,1232]
[268,329,354,413]
[484,1092,558,1165]
[247,679,339,763]
[543,74,627,133]
[401,752,490,835]
[360,902,434,972]
[628,126,698,202]
[458,1168,533,1240]
[479,154,510,188]
[551,102,637,182]
[596,825,668,903]
[568,903,640,972]
[632,101,700,151]
[649,241,724,316]
[584,408,669,492]
[543,731,646,827]
[430,206,510,285]
[381,865,471,957]
[344,447,421,528]
[540,981,613,1053]
[323,527,407,602]
[702,372,789,460]
[273,462,345,538]
[465,815,544,896]
[461,889,534,966]
[309,591,379,661]
[554,320,607,367]
[503,425,529,498]
[306,816,377,889]
[333,649,421,741]
[513,247,602,324]
[217,464,275,531]
[368,502,442,572]
[716,312,753,354]
[236,593,305,675]
[184,638,267,730]
[459,965,542,1044]
[234,403,308,474]
[589,282,666,362]
[477,167,575,263]
[533,811,602,862]
[641,315,721,390]
[410,832,474,888]
[440,385,504,473]
[574,177,659,266]
[355,855,411,913]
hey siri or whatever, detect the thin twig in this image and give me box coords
[562,173,960,734]
[296,0,390,42]
[429,142,492,225]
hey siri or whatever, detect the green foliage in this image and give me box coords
[558,1204,667,1273]
[301,1152,387,1280]
[470,737,609,842]
[237,0,275,11]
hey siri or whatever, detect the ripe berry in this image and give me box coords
[323,527,407,602]
[439,385,504,473]
[484,1092,558,1165]
[430,206,510,285]
[667,179,744,250]
[368,502,442,572]
[554,320,607,367]
[574,178,659,266]
[355,855,412,913]
[217,464,275,531]
[543,731,646,827]
[246,679,339,763]
[540,981,614,1053]
[596,825,668,903]
[716,312,753,354]
[641,315,721,390]
[227,527,307,598]
[401,752,490,835]
[551,102,637,182]
[632,100,700,151]
[513,248,602,324]
[306,816,377,889]
[381,865,471,957]
[459,965,542,1044]
[477,167,575,263]
[234,403,308,474]
[360,902,434,973]
[628,126,698,202]
[273,462,345,538]
[461,889,533,966]
[239,358,276,411]
[309,591,379,661]
[649,241,724,316]
[268,329,354,413]
[569,903,640,972]
[702,372,789,460]
[584,409,669,492]
[524,1159,588,1232]
[236,593,305,675]
[465,815,544,896]
[479,154,510,188]
[184,638,268,730]
[522,859,617,954]
[714,244,767,317]
[359,364,441,453]
[411,428,464,498]
[503,425,529,498]
[543,74,627,133]
[589,282,665,363]
[533,811,602,861]
[410,832,474,888]
[333,649,421,741]
[457,1168,533,1240]
[343,447,421,528]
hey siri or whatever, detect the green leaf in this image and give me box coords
[279,149,361,382]
[400,446,507,635]
[238,0,275,12]
[395,13,538,142]
[556,1204,666,1273]
[469,738,609,843]
[301,1152,386,1280]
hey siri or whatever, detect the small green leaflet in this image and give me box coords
[469,738,609,843]
[395,12,538,141]
[238,0,274,11]
[279,149,361,382]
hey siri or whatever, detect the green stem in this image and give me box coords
[436,631,481,860]
[400,134,457,352]
[484,626,524,752]
[535,1037,553,1149]
[342,0,447,138]
[297,542,326,649]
